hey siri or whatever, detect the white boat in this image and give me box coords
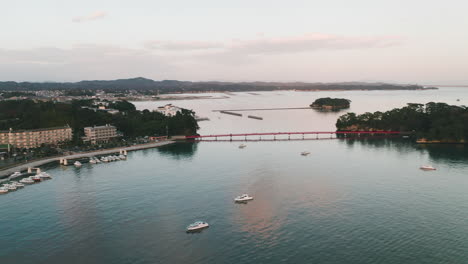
[10,181,24,188]
[239,144,247,149]
[101,157,109,162]
[74,161,82,167]
[10,171,22,177]
[119,155,126,160]
[301,151,311,156]
[186,221,209,232]
[95,158,101,163]
[0,187,8,194]
[3,184,17,191]
[38,172,52,179]
[89,158,97,164]
[20,178,34,184]
[420,165,436,171]
[234,194,254,202]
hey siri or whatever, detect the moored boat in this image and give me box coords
[186,221,209,232]
[3,184,17,191]
[74,161,82,167]
[239,144,247,149]
[10,181,24,188]
[301,151,310,156]
[20,178,34,184]
[38,172,52,179]
[10,171,22,177]
[31,175,42,182]
[0,187,8,194]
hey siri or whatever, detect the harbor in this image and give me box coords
[0,140,174,182]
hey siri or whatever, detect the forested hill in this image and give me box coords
[0,77,435,93]
[336,103,468,142]
[0,100,199,142]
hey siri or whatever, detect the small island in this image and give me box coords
[335,102,468,143]
[310,97,351,110]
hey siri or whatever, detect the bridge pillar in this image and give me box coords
[302,134,304,139]
[274,135,276,141]
[288,134,290,140]
[28,167,32,173]
[230,134,232,142]
[316,133,318,139]
[330,133,333,139]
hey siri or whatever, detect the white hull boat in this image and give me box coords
[74,161,82,167]
[234,194,254,202]
[420,165,436,171]
[301,151,310,156]
[239,144,247,149]
[0,187,8,194]
[20,178,34,184]
[186,221,209,232]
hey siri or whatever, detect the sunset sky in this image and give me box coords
[1,0,467,84]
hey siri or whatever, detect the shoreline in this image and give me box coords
[0,140,175,182]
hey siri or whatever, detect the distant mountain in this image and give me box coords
[0,77,436,93]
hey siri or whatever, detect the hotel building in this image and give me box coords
[0,126,73,149]
[83,124,118,144]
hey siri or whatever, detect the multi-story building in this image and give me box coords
[83,124,118,144]
[0,126,73,149]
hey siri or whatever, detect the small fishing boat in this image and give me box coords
[119,154,126,160]
[0,187,8,194]
[74,161,82,167]
[301,151,310,156]
[186,221,209,232]
[89,158,97,164]
[239,144,247,149]
[420,165,436,171]
[234,194,254,202]
[20,178,34,184]
[101,157,109,162]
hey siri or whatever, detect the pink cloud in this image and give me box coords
[72,11,107,23]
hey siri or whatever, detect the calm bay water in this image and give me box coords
[1,88,468,264]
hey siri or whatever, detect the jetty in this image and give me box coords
[248,115,263,120]
[220,111,243,117]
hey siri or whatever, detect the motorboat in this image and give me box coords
[420,165,436,171]
[3,184,17,191]
[20,178,34,184]
[74,161,82,167]
[234,194,254,202]
[119,155,126,160]
[38,172,52,179]
[239,144,247,149]
[0,187,8,194]
[101,157,109,162]
[89,158,97,164]
[10,181,24,188]
[31,175,42,183]
[186,221,209,232]
[10,171,22,177]
[95,158,101,163]
[301,151,311,156]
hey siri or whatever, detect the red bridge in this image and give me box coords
[186,131,407,140]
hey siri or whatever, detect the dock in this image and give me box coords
[0,141,175,181]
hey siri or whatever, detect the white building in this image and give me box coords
[155,104,182,117]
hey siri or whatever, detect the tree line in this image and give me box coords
[336,103,468,141]
[0,100,199,144]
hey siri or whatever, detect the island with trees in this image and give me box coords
[335,102,468,143]
[310,97,351,110]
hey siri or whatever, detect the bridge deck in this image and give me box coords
[186,131,406,139]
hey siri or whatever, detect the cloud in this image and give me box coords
[146,33,403,55]
[145,40,223,51]
[0,45,177,81]
[72,11,107,23]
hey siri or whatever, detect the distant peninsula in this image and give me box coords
[0,77,437,94]
[336,103,468,143]
[310,97,351,110]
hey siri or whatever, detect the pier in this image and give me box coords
[219,111,243,117]
[247,115,263,120]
